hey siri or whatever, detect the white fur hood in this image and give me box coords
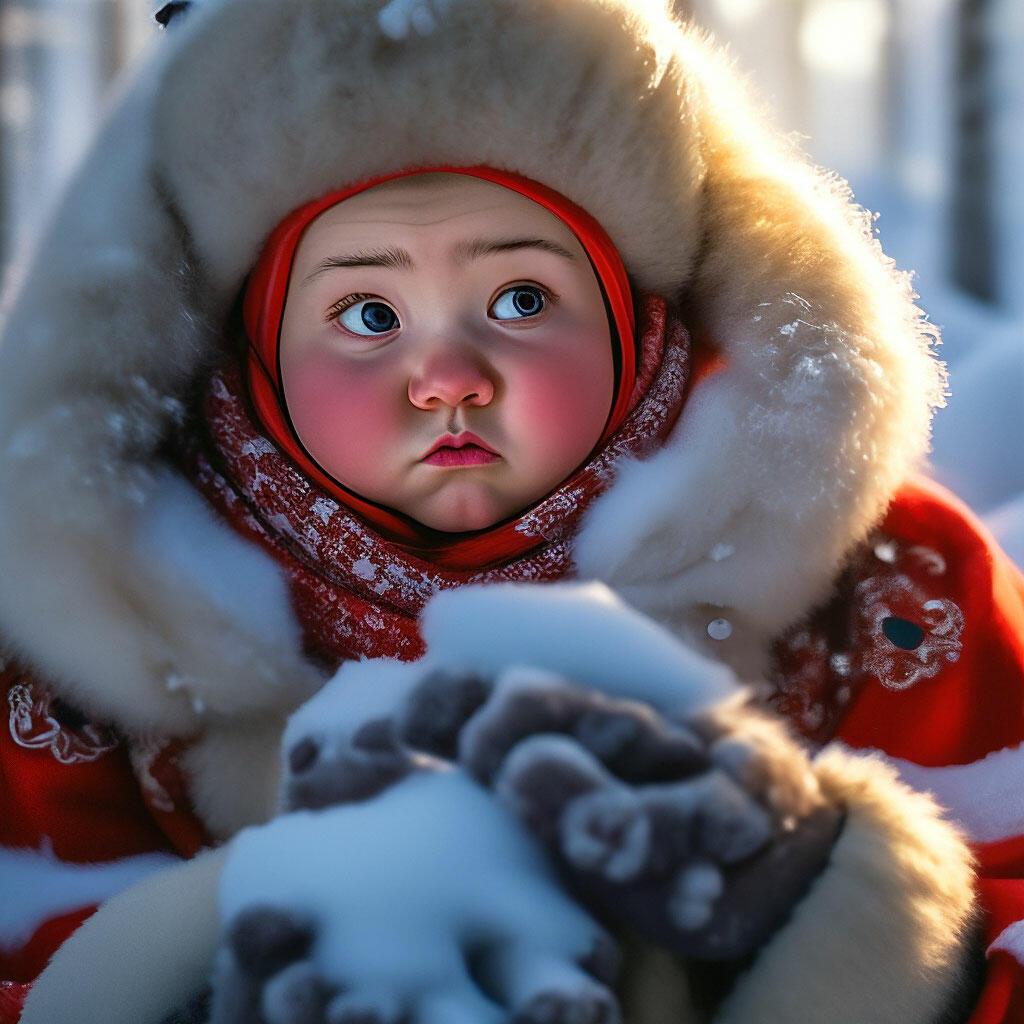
[0,0,945,748]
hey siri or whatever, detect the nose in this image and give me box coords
[407,344,496,411]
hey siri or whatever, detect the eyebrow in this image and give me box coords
[302,237,578,285]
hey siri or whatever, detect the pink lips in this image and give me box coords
[421,432,501,468]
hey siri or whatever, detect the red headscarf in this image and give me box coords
[240,166,639,566]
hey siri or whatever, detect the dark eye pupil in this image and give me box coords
[512,288,543,316]
[361,303,397,332]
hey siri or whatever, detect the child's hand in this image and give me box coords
[204,772,621,1024]
[397,667,844,961]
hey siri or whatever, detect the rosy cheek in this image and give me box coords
[282,346,399,486]
[509,344,613,473]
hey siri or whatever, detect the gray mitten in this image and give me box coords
[398,667,844,961]
[201,718,624,1024]
[206,900,620,1024]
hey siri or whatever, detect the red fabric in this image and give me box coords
[834,477,1024,765]
[970,878,1024,1024]
[0,983,29,1024]
[242,165,639,565]
[183,294,690,664]
[0,660,209,1019]
[768,474,1024,1022]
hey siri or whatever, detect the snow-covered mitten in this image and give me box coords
[204,771,624,1024]
[282,714,422,811]
[398,668,844,961]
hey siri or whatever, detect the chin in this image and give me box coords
[413,491,510,534]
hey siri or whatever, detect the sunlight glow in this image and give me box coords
[799,0,890,78]
[711,0,770,28]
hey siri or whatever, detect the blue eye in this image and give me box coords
[490,286,547,321]
[338,300,400,336]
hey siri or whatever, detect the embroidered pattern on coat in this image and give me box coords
[767,532,964,743]
[7,682,118,765]
[128,735,178,813]
[856,572,964,691]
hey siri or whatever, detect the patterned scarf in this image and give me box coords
[178,296,691,670]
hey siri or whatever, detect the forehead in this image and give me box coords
[298,174,585,254]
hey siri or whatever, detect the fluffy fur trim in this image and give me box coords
[710,744,980,1024]
[0,1,943,767]
[619,938,702,1024]
[179,714,287,840]
[20,846,227,1024]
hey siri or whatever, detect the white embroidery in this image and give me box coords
[7,683,118,765]
[515,486,587,541]
[906,545,948,576]
[857,573,964,691]
[128,735,177,813]
[770,627,833,733]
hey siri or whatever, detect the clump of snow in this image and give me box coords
[263,582,783,993]
[0,843,176,951]
[284,581,739,777]
[419,581,738,717]
[220,771,604,1016]
[283,657,423,762]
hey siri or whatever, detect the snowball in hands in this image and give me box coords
[215,771,616,1023]
[211,579,837,1019]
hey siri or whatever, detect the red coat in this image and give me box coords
[2,475,1023,1022]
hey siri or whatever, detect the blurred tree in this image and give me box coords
[0,0,150,282]
[951,0,996,302]
[0,22,6,273]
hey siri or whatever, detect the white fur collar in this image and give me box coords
[0,0,943,750]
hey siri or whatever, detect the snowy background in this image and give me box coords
[1,0,1021,565]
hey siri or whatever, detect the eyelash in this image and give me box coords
[322,283,560,328]
[322,292,377,324]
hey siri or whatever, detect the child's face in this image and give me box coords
[279,174,614,533]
